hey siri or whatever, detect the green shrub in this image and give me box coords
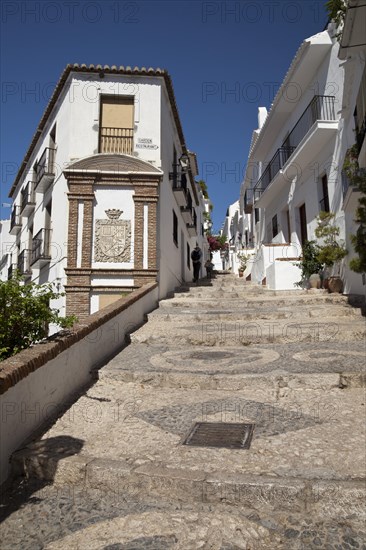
[0,274,77,360]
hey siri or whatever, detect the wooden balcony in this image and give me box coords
[99,127,133,155]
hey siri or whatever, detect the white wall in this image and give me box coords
[158,86,206,296]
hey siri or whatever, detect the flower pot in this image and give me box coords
[328,276,343,293]
[309,273,321,289]
[238,270,244,278]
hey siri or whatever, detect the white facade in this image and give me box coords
[4,65,206,319]
[338,0,366,295]
[234,21,366,293]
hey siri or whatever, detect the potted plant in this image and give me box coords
[315,211,348,293]
[237,252,249,278]
[296,240,323,288]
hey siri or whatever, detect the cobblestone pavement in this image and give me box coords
[1,275,365,549]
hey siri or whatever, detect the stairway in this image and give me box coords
[1,274,365,549]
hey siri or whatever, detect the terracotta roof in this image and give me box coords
[64,153,163,175]
[9,64,186,197]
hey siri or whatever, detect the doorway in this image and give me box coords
[299,203,307,245]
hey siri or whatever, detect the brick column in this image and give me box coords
[148,198,158,270]
[81,198,94,268]
[67,198,78,268]
[65,178,94,320]
[133,198,144,270]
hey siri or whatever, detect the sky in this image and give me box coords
[0,0,329,230]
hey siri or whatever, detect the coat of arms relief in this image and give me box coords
[94,209,131,263]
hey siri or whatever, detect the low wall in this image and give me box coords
[0,282,158,486]
[267,259,302,290]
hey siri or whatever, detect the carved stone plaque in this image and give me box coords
[94,209,131,263]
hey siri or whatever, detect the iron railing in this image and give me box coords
[35,148,56,186]
[8,264,16,280]
[172,171,188,192]
[255,147,295,193]
[10,206,21,232]
[18,249,32,275]
[31,228,51,265]
[319,195,330,212]
[255,95,336,196]
[20,181,36,213]
[283,95,336,151]
[99,127,133,154]
[244,188,254,213]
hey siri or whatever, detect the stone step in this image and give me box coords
[130,318,366,345]
[100,341,366,391]
[2,485,366,550]
[148,305,362,322]
[101,367,366,392]
[161,294,351,308]
[11,383,366,522]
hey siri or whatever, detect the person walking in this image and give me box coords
[191,245,202,283]
[205,258,214,279]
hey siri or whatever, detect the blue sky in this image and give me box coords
[0,0,328,229]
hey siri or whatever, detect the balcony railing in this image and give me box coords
[319,195,330,212]
[187,209,197,236]
[99,127,133,155]
[31,228,51,266]
[18,249,32,276]
[35,148,56,191]
[255,147,295,193]
[283,95,336,150]
[244,188,254,214]
[20,181,36,215]
[254,95,336,198]
[7,264,16,280]
[10,206,21,234]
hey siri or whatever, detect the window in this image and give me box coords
[320,174,330,212]
[187,243,191,269]
[272,214,278,238]
[99,96,134,154]
[254,208,260,224]
[173,210,178,246]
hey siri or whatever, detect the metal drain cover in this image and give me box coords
[182,422,255,449]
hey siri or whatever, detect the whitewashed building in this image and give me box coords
[4,65,206,320]
[338,0,366,295]
[237,22,365,292]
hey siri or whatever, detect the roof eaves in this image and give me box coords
[250,30,332,158]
